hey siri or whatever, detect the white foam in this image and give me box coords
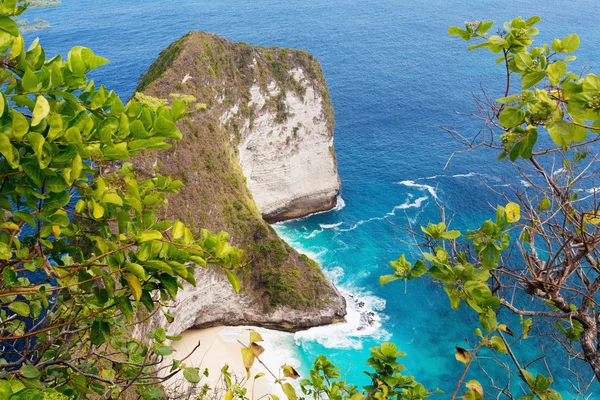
[304,229,323,239]
[320,222,343,229]
[294,288,390,350]
[333,195,346,211]
[337,216,384,232]
[452,172,477,178]
[325,266,345,284]
[520,179,532,188]
[397,180,439,201]
[386,196,429,216]
[420,171,478,180]
[267,238,389,352]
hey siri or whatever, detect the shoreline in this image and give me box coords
[163,326,299,399]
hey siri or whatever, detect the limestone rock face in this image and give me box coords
[135,266,346,339]
[133,32,346,334]
[236,69,340,222]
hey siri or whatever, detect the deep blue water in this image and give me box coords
[25,1,600,397]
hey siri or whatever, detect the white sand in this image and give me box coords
[162,326,286,399]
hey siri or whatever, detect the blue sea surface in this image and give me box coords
[25,0,600,396]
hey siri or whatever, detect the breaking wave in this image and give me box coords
[294,287,389,349]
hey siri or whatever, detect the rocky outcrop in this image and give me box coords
[235,67,340,222]
[132,32,345,334]
[135,266,346,340]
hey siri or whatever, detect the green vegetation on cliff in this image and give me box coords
[133,32,339,312]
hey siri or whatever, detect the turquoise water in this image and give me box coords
[25,0,600,396]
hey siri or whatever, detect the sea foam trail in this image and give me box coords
[396,180,438,201]
[304,222,344,239]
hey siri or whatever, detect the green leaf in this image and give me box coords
[282,382,297,400]
[81,47,109,70]
[154,116,181,139]
[102,192,123,206]
[561,34,579,53]
[115,296,133,322]
[124,273,142,301]
[379,274,399,285]
[171,99,186,120]
[522,71,546,89]
[183,367,201,384]
[0,16,19,37]
[72,154,83,179]
[91,320,110,345]
[547,61,566,86]
[521,316,533,339]
[8,301,29,317]
[407,260,427,279]
[479,309,498,332]
[448,26,471,41]
[103,142,130,160]
[154,344,174,356]
[67,48,86,76]
[126,263,146,280]
[44,191,70,213]
[172,220,185,240]
[92,202,104,219]
[0,380,12,398]
[498,106,525,128]
[157,274,179,298]
[0,134,18,169]
[11,110,29,140]
[47,113,63,140]
[440,230,461,239]
[546,120,586,146]
[20,365,40,379]
[31,95,50,127]
[514,52,533,71]
[139,230,162,242]
[249,331,263,344]
[490,336,508,354]
[225,270,240,293]
[380,342,401,357]
[27,131,46,167]
[21,67,38,92]
[13,211,35,227]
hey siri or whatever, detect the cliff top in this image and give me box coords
[131,31,345,326]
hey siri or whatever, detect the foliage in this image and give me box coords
[0,2,243,398]
[382,15,600,398]
[233,332,431,400]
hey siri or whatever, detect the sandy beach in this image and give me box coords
[161,326,298,399]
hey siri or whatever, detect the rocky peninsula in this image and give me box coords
[132,32,345,337]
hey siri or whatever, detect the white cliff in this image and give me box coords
[231,68,340,222]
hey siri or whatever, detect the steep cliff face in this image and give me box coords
[234,67,340,222]
[132,32,345,334]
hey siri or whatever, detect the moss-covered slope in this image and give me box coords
[132,32,345,329]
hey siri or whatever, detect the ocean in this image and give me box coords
[24,0,600,396]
